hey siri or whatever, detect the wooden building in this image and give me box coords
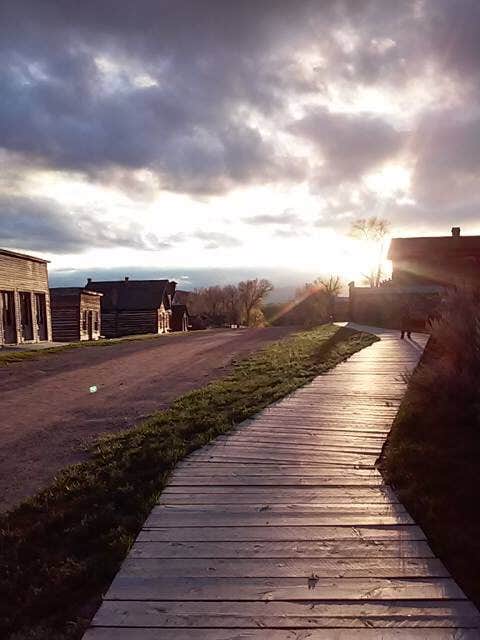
[85,277,176,338]
[171,304,189,332]
[0,248,51,345]
[50,288,103,342]
[388,227,480,287]
[349,227,480,329]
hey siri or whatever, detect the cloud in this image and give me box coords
[292,107,403,186]
[0,195,173,254]
[193,230,242,250]
[243,210,302,226]
[0,2,313,196]
[1,0,480,246]
[411,111,480,207]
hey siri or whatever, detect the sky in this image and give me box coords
[1,0,480,296]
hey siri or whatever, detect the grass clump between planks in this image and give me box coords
[381,287,480,608]
[0,324,376,640]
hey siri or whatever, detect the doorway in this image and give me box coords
[1,291,17,344]
[19,292,34,341]
[35,293,48,341]
[87,310,94,340]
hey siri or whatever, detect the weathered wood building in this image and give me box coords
[0,248,51,345]
[85,277,176,338]
[171,304,189,332]
[50,288,103,342]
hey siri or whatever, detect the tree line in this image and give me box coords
[188,278,273,327]
[264,275,343,327]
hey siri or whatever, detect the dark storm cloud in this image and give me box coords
[0,0,426,198]
[1,0,480,245]
[412,111,480,206]
[0,195,172,253]
[0,1,316,195]
[292,107,403,186]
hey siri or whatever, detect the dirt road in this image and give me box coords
[0,327,294,512]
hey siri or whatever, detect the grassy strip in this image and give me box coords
[0,329,202,367]
[0,324,376,640]
[381,339,480,609]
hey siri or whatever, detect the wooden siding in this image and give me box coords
[101,310,159,338]
[51,306,79,342]
[51,291,102,342]
[80,294,101,341]
[0,252,51,345]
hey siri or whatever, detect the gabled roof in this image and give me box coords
[50,287,103,297]
[0,248,49,264]
[173,290,190,305]
[85,279,171,311]
[388,235,480,260]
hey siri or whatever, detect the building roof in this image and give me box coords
[388,234,480,260]
[0,248,49,264]
[173,290,190,305]
[50,287,103,297]
[85,279,171,311]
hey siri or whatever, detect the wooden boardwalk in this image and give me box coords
[84,327,480,639]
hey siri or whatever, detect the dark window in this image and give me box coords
[82,310,87,331]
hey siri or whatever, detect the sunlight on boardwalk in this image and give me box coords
[84,327,480,639]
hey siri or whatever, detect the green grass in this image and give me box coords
[381,338,480,609]
[0,329,202,366]
[0,324,376,640]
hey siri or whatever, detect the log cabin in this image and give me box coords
[85,277,176,338]
[0,248,52,345]
[50,288,103,342]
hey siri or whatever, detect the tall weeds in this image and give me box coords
[411,287,480,406]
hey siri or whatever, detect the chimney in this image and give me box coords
[124,276,130,281]
[451,227,461,237]
[87,277,92,284]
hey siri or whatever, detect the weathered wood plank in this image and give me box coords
[137,525,426,541]
[105,576,466,601]
[83,628,480,639]
[159,495,399,505]
[145,510,414,526]
[119,557,448,578]
[173,463,383,476]
[153,503,408,515]
[92,599,480,628]
[130,539,436,559]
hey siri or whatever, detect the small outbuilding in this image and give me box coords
[171,304,189,332]
[0,248,51,345]
[85,277,176,338]
[50,288,103,342]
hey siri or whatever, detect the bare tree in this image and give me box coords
[238,278,273,326]
[350,217,391,287]
[315,274,342,319]
[223,284,240,325]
